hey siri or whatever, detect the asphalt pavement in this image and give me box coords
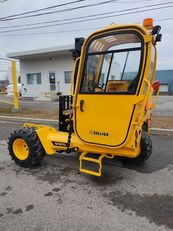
[0,121,173,231]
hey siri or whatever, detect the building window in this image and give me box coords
[37,74,42,84]
[64,71,72,84]
[27,73,41,85]
[27,74,34,85]
[49,72,56,91]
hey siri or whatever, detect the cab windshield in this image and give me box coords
[80,32,143,94]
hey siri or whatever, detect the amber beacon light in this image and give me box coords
[143,18,153,30]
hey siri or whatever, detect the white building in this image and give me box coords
[8,44,173,99]
[7,45,74,101]
[0,71,8,82]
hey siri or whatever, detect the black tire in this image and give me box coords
[8,127,45,167]
[121,131,152,165]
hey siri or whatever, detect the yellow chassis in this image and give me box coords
[23,122,142,176]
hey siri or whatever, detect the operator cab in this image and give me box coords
[73,20,161,147]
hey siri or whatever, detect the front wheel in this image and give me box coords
[121,131,152,165]
[8,127,45,167]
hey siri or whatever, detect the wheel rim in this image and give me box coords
[13,138,29,160]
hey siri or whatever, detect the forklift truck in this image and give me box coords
[8,18,162,176]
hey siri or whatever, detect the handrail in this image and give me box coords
[152,85,160,109]
[133,79,151,125]
[71,57,80,96]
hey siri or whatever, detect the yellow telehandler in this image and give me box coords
[8,18,162,176]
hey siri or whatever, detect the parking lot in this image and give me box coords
[0,120,173,231]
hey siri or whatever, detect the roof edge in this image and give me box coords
[7,44,74,59]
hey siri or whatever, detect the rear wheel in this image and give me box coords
[121,131,152,165]
[8,127,45,167]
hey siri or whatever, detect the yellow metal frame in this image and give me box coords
[151,85,160,109]
[79,152,105,177]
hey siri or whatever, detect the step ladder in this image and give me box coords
[79,152,105,177]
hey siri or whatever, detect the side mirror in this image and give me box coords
[156,34,162,43]
[152,25,161,35]
[72,37,85,59]
[152,25,162,44]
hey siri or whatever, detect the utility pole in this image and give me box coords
[11,60,19,111]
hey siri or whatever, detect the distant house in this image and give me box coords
[7,45,173,100]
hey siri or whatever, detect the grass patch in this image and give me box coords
[0,107,12,113]
[0,105,58,119]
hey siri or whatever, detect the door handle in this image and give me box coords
[80,100,84,112]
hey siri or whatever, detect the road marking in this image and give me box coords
[151,128,173,132]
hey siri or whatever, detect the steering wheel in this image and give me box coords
[88,80,104,91]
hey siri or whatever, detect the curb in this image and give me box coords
[0,115,58,126]
[150,127,173,135]
[151,127,173,132]
[0,115,173,134]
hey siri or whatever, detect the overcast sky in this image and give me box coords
[0,0,173,72]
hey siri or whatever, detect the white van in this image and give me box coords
[7,83,22,97]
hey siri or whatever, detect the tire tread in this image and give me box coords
[8,127,45,167]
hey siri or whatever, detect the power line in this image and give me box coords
[0,0,116,21]
[0,26,100,36]
[117,0,155,1]
[0,0,84,20]
[0,1,171,30]
[0,17,172,37]
[156,17,173,22]
[0,13,106,29]
[1,0,158,22]
[0,0,8,3]
[0,4,172,33]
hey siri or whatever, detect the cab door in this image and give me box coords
[74,30,145,147]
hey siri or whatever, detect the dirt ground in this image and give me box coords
[0,107,58,120]
[0,104,173,129]
[151,116,173,129]
[1,95,173,129]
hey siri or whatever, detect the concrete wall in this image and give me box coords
[20,54,74,100]
[0,72,8,81]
